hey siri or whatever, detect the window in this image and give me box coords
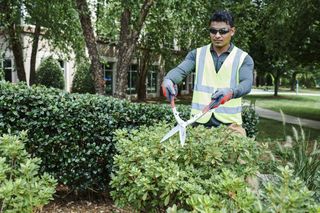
[127,64,137,94]
[147,65,158,93]
[1,59,13,82]
[58,60,64,70]
[103,62,114,95]
[58,59,67,90]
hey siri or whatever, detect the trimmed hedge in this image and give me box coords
[0,82,258,191]
[0,82,186,191]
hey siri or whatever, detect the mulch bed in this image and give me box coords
[42,200,130,213]
[40,185,132,213]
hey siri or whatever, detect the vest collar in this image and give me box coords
[210,43,234,54]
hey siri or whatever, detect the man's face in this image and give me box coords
[209,21,235,49]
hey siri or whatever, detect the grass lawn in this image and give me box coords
[256,118,320,142]
[244,94,320,121]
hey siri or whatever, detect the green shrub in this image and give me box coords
[0,131,57,212]
[110,123,261,211]
[274,126,320,198]
[260,165,319,212]
[167,166,320,212]
[36,57,64,89]
[71,61,95,94]
[242,104,259,138]
[0,82,186,192]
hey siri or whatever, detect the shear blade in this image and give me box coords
[160,125,181,143]
[179,128,186,146]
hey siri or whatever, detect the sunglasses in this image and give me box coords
[209,28,230,35]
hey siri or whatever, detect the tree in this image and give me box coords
[113,0,154,99]
[0,0,26,82]
[134,0,213,100]
[134,0,257,100]
[74,0,105,95]
[1,0,86,86]
[252,0,320,95]
[24,0,85,85]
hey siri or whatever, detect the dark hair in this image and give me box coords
[210,10,234,27]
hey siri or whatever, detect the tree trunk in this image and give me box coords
[114,0,154,99]
[274,70,280,96]
[8,23,26,82]
[29,23,41,85]
[137,49,150,101]
[158,54,166,97]
[75,0,105,95]
[290,71,298,91]
[114,7,135,99]
[3,0,26,82]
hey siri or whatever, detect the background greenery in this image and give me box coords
[1,0,319,96]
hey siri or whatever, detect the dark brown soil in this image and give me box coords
[41,200,131,213]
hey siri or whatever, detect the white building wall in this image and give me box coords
[1,30,76,92]
[23,31,76,91]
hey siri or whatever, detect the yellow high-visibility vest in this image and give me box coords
[191,44,248,125]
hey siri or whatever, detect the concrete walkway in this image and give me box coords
[254,106,320,130]
[250,88,320,96]
[247,89,320,130]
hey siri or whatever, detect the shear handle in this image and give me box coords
[170,95,175,108]
[202,95,223,113]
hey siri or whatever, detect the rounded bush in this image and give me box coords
[36,57,64,89]
[71,61,95,94]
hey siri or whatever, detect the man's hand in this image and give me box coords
[161,79,178,101]
[211,88,233,104]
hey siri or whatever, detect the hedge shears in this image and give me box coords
[160,95,222,146]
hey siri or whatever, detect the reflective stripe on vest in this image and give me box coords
[191,44,248,124]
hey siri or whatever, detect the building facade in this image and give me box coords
[0,27,194,97]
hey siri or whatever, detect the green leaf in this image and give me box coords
[164,194,170,206]
[142,192,148,201]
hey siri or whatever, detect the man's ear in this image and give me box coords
[231,27,236,36]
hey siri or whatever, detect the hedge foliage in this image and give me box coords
[0,82,258,192]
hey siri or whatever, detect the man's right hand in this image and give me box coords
[161,79,177,101]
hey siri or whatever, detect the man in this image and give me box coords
[162,10,254,136]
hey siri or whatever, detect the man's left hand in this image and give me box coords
[211,88,233,104]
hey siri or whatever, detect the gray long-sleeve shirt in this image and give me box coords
[165,43,254,99]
